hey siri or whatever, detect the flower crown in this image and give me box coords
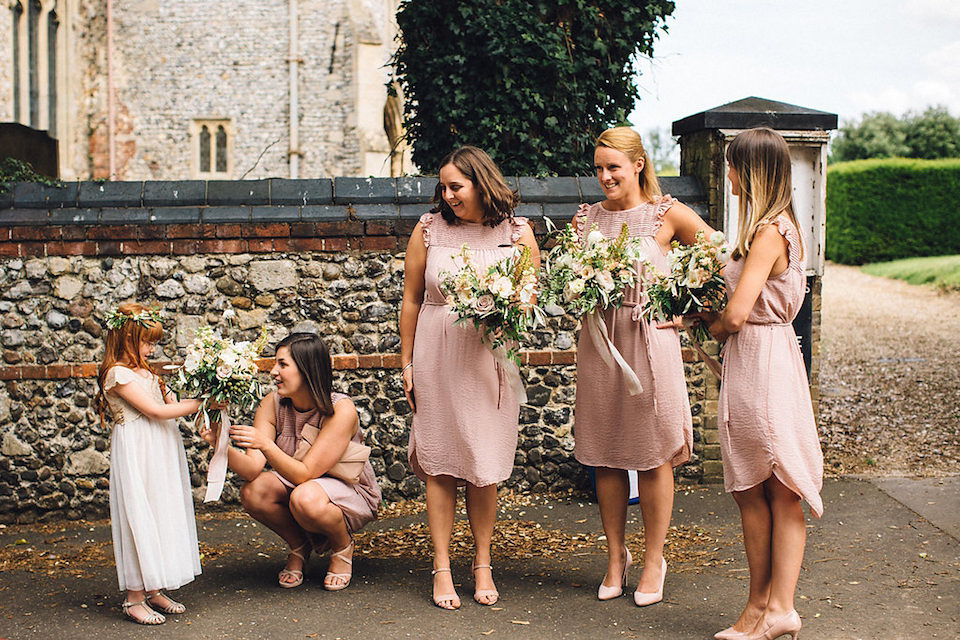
[105,306,163,330]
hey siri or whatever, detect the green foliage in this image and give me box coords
[644,127,679,175]
[0,157,61,193]
[904,106,960,159]
[861,254,960,292]
[825,158,960,264]
[391,0,675,176]
[830,106,960,162]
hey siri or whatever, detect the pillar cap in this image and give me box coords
[672,97,838,136]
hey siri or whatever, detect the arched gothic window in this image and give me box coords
[192,119,232,178]
[11,0,59,136]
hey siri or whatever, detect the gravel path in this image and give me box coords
[819,262,960,477]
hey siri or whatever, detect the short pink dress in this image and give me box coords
[408,213,530,487]
[718,216,824,517]
[573,197,693,471]
[271,391,382,533]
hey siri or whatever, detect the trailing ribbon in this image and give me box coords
[584,310,643,395]
[688,331,723,380]
[492,344,528,405]
[203,408,231,503]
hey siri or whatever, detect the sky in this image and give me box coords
[628,0,960,138]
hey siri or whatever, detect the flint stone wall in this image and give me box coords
[0,176,716,523]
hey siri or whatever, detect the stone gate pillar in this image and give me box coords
[672,96,837,482]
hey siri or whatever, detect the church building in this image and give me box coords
[1,0,409,180]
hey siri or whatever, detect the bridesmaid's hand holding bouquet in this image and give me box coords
[641,230,730,343]
[540,218,646,317]
[439,243,544,366]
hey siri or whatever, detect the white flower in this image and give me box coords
[564,278,585,301]
[489,276,514,298]
[184,352,202,373]
[596,270,615,292]
[223,308,237,320]
[586,229,605,248]
[216,363,233,380]
[710,231,725,246]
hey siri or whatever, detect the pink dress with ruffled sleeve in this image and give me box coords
[718,215,824,516]
[573,197,693,471]
[408,213,530,486]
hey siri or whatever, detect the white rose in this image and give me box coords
[216,363,233,380]
[489,276,514,298]
[564,278,586,301]
[596,270,615,292]
[710,231,726,246]
[586,229,605,248]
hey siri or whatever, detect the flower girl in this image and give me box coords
[95,303,203,625]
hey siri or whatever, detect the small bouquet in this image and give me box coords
[168,324,269,415]
[167,323,269,502]
[439,243,545,366]
[540,219,646,317]
[641,230,730,343]
[541,219,647,394]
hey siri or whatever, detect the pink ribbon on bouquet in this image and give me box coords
[491,344,528,405]
[583,310,643,395]
[203,408,230,503]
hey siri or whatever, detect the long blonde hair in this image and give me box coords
[96,302,164,426]
[595,127,662,203]
[726,127,803,261]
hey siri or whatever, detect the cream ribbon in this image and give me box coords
[492,344,528,405]
[583,310,643,395]
[203,408,231,503]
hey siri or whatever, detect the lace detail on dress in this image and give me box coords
[510,217,530,244]
[419,213,435,248]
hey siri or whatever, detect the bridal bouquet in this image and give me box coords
[540,219,646,317]
[541,219,647,394]
[167,323,269,502]
[641,230,730,343]
[168,324,269,413]
[439,243,544,366]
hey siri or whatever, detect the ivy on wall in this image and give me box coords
[391,0,675,176]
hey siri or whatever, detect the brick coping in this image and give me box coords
[0,348,702,380]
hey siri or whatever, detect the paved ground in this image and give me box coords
[1,476,957,639]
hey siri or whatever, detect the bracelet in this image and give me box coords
[400,363,413,376]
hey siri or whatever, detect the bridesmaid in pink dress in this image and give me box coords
[705,128,823,640]
[574,127,714,606]
[399,147,540,610]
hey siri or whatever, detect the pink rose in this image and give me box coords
[474,294,495,314]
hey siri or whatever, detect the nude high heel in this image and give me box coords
[714,626,748,639]
[597,546,632,600]
[748,610,801,640]
[633,557,666,606]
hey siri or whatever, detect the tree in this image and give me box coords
[391,0,676,176]
[643,127,679,175]
[830,112,909,162]
[830,106,960,162]
[904,106,960,159]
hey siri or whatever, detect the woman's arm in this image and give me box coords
[515,222,541,269]
[111,376,201,421]
[236,398,359,486]
[658,201,715,250]
[201,394,272,482]
[707,224,788,341]
[399,222,427,412]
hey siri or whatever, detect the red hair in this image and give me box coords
[96,303,164,426]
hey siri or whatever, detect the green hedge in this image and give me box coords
[826,158,960,264]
